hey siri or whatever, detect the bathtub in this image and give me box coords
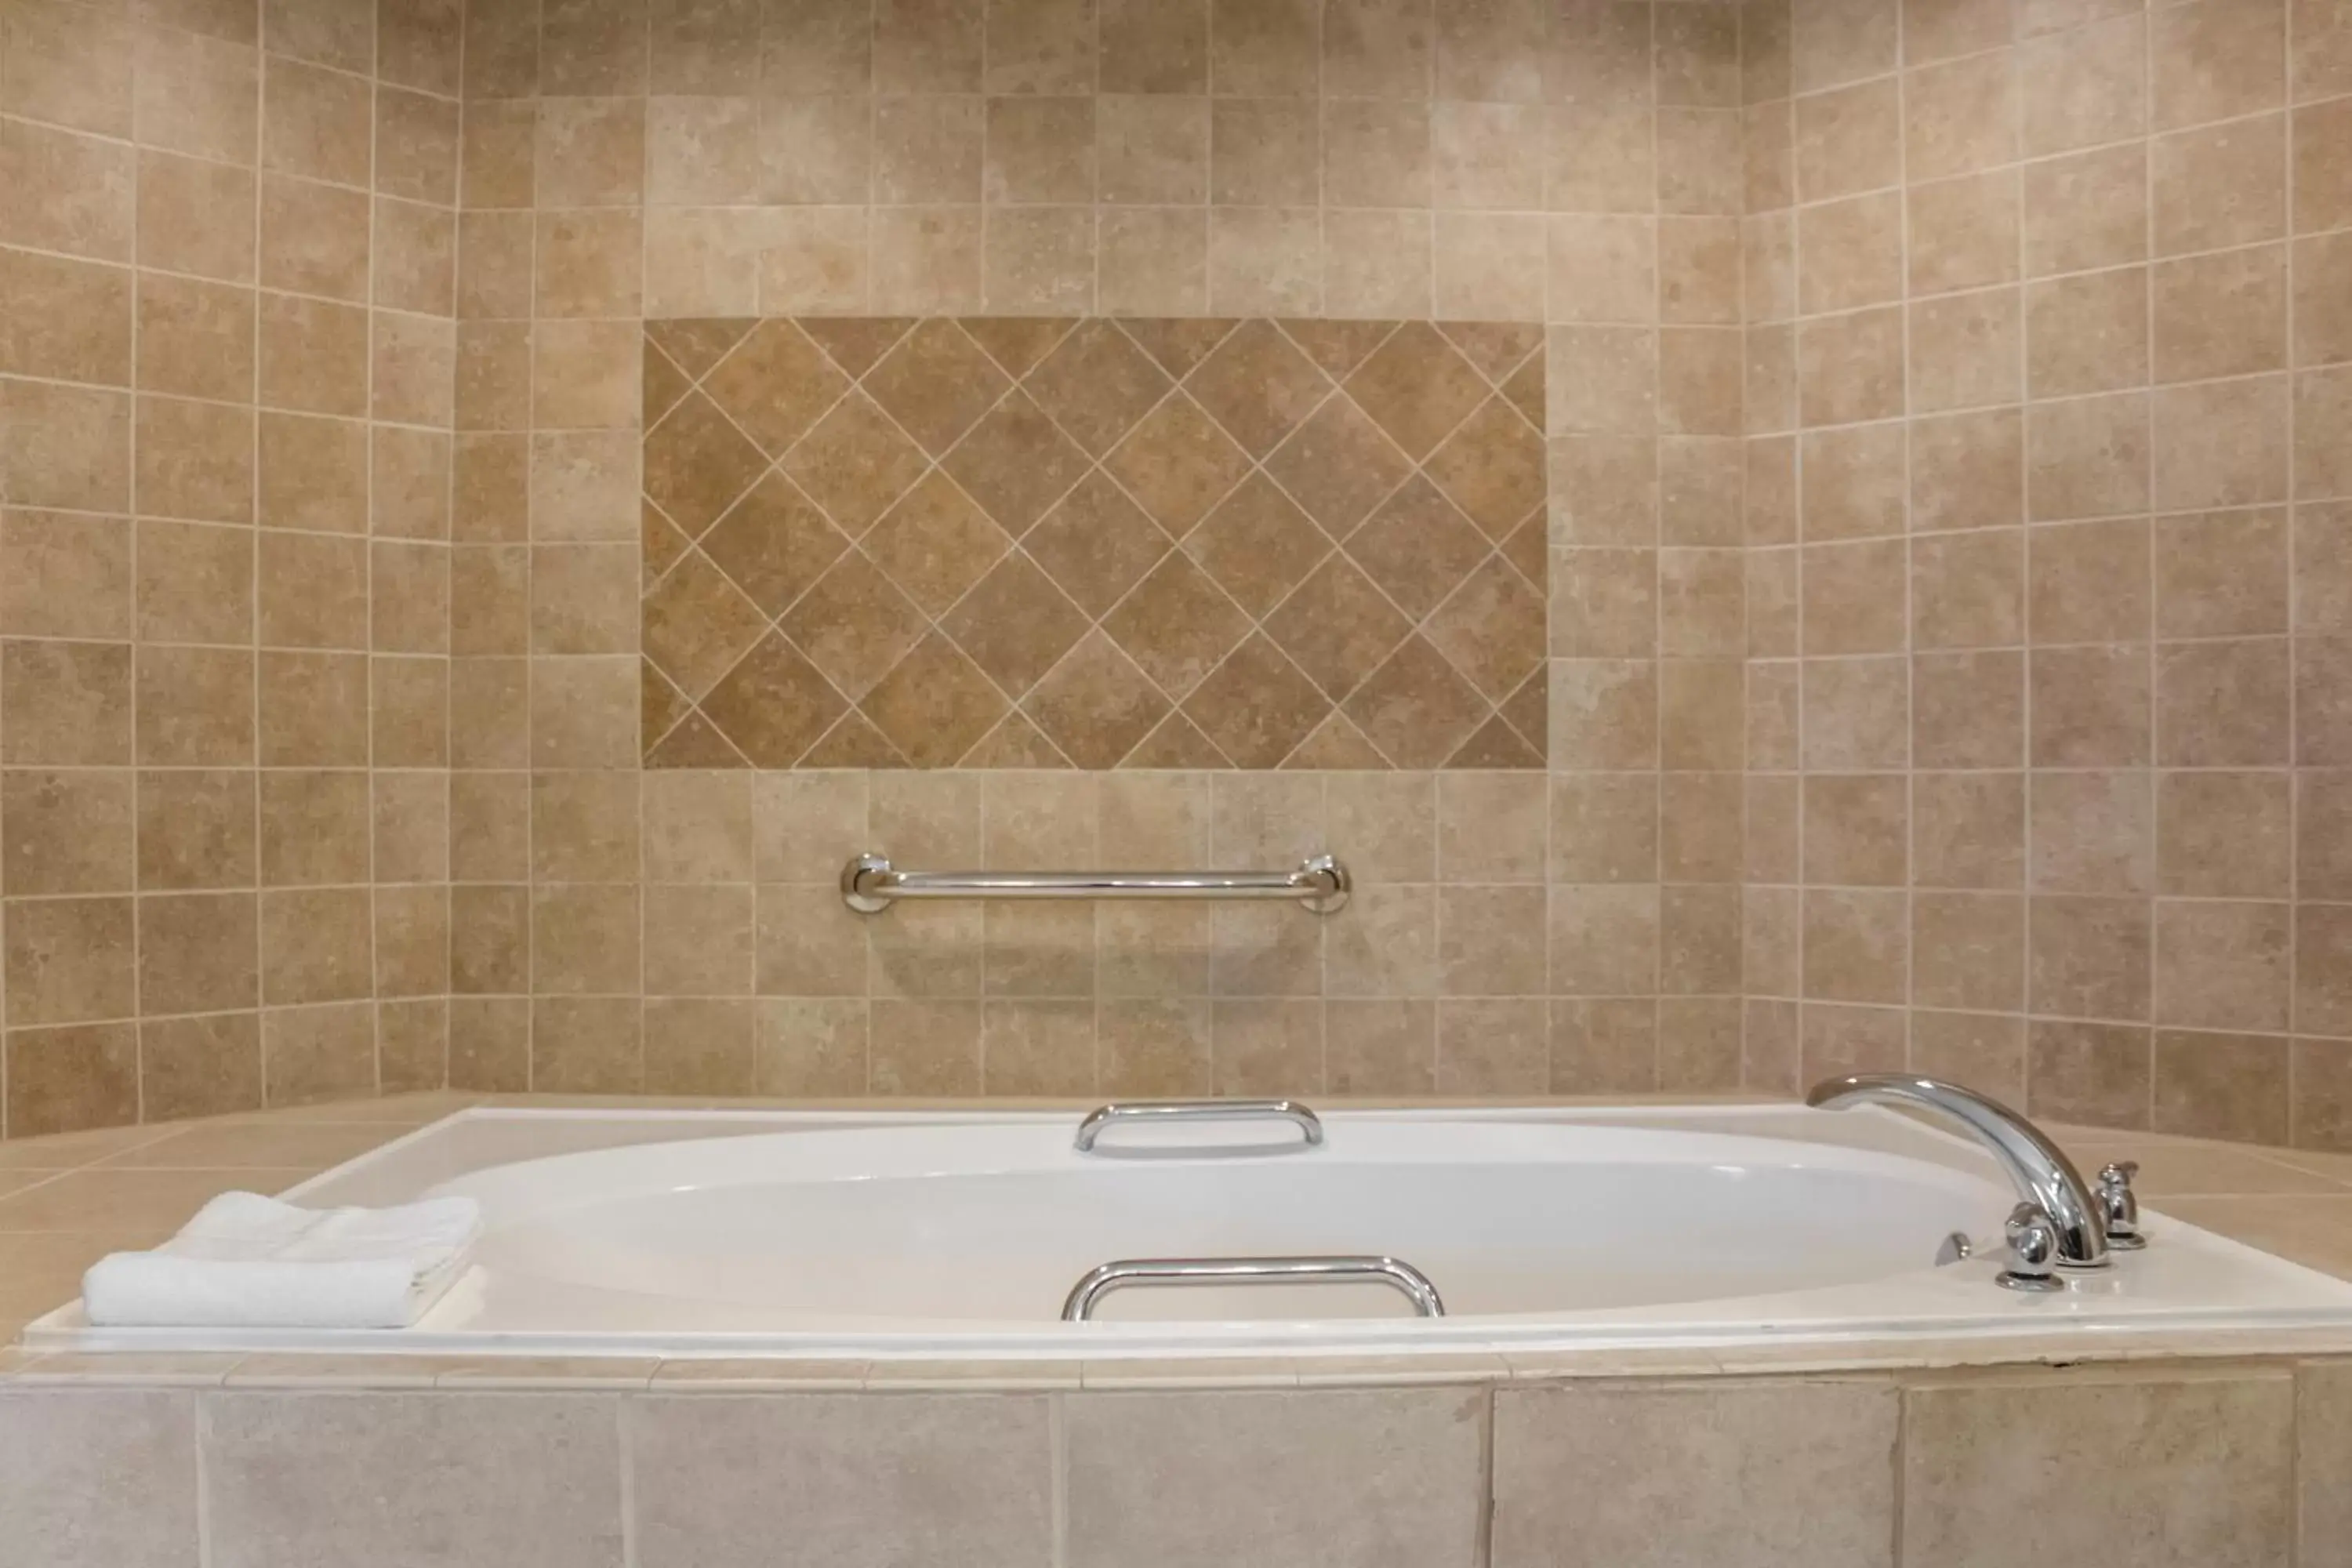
[30,1103,2352,1359]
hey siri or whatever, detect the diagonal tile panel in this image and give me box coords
[1183,472,1330,619]
[782,391,929,535]
[1116,318,1239,379]
[699,471,851,618]
[643,316,1546,769]
[1261,394,1414,538]
[702,318,851,457]
[862,470,1013,618]
[1185,321,1330,458]
[1345,322,1491,462]
[1023,632,1171,769]
[1025,321,1174,458]
[1100,554,1252,700]
[642,550,768,699]
[643,390,768,538]
[862,320,1013,457]
[699,632,848,766]
[1022,471,1170,618]
[1425,395,1547,542]
[941,390,1091,534]
[1102,394,1254,535]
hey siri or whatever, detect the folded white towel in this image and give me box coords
[82,1192,483,1330]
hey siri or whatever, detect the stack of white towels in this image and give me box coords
[82,1192,482,1330]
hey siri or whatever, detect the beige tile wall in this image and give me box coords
[441,0,1751,1102]
[0,0,459,1138]
[13,0,2347,1147]
[1738,0,2352,1147]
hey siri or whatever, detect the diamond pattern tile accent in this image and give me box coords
[1289,710,1390,768]
[1425,554,1546,702]
[1345,634,1487,769]
[796,318,916,377]
[646,318,752,378]
[862,470,1012,617]
[699,632,848,766]
[942,554,1091,695]
[959,318,1075,379]
[648,710,751,768]
[1345,322,1490,462]
[1182,633,1329,768]
[643,317,1546,769]
[861,632,1007,767]
[804,709,908,767]
[702,319,850,457]
[781,391,928,535]
[1184,472,1330,619]
[1101,555,1251,700]
[1117,318,1237,379]
[644,345,692,427]
[699,472,848,617]
[776,551,927,699]
[642,659,690,745]
[1346,475,1493,620]
[643,500,691,588]
[942,391,1091,535]
[1023,632,1171,768]
[642,550,769,699]
[1268,556,1410,702]
[862,320,1011,456]
[1280,320,1396,379]
[1185,321,1331,457]
[1439,321,1544,382]
[644,390,768,538]
[1022,470,1169,617]
[1025,321,1173,458]
[1125,711,1230,767]
[966,710,1070,767]
[1425,395,1546,541]
[1262,394,1414,538]
[1104,394,1253,535]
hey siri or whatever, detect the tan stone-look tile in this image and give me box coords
[205,1392,623,1566]
[0,1389,199,1565]
[1069,1388,1482,1568]
[1493,1381,1896,1568]
[1901,1371,2292,1568]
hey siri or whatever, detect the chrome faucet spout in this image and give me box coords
[1806,1074,2110,1272]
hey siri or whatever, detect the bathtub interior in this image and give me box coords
[27,1103,2352,1359]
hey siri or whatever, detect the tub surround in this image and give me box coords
[2,1359,2344,1567]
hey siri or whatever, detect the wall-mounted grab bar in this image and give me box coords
[1074,1098,1324,1152]
[1061,1256,1446,1321]
[839,852,1351,914]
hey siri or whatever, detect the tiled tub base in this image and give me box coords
[4,1361,2348,1566]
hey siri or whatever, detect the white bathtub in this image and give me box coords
[31,1104,2352,1359]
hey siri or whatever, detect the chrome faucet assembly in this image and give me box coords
[1806,1074,2144,1292]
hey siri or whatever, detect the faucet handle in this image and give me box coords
[1997,1202,2065,1293]
[2097,1160,2147,1250]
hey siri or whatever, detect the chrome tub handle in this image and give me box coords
[1073,1098,1324,1152]
[1062,1256,1446,1321]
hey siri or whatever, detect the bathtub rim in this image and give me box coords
[23,1101,2352,1369]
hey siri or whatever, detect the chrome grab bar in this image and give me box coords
[1073,1098,1324,1152]
[1062,1256,1446,1321]
[840,852,1351,914]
